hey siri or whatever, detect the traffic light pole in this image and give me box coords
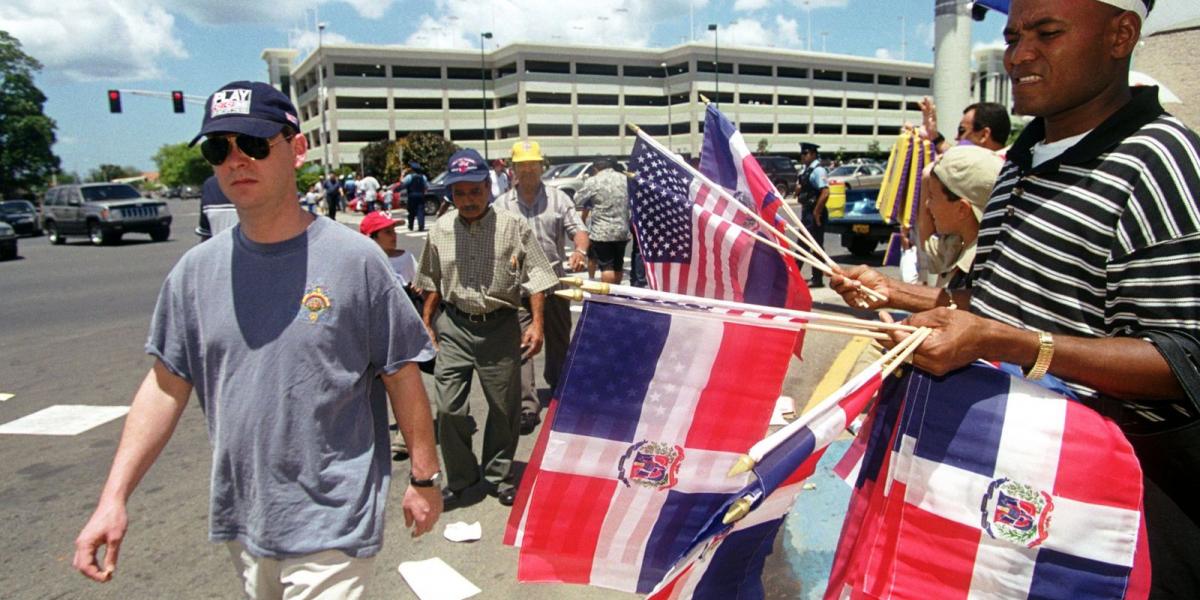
[113,89,206,104]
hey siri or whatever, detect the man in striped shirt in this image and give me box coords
[833,0,1199,593]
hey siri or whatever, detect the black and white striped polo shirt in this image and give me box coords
[971,87,1200,421]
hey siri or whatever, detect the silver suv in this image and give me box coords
[42,183,172,245]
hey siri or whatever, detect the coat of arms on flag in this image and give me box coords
[827,362,1150,599]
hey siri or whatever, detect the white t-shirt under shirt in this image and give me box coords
[1031,130,1092,167]
[389,252,418,287]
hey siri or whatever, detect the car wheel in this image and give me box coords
[150,226,170,242]
[0,243,15,260]
[848,236,877,258]
[89,221,111,246]
[46,221,65,245]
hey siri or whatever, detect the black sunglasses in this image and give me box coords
[200,133,289,166]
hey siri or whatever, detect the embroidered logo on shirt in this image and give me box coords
[299,285,332,323]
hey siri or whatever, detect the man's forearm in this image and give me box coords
[574,231,589,254]
[975,320,1183,401]
[98,361,191,504]
[814,188,830,213]
[529,292,545,330]
[422,290,441,328]
[382,364,439,479]
[884,279,968,313]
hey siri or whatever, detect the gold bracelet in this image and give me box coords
[1025,331,1054,380]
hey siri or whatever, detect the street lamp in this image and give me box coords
[707,23,718,107]
[317,22,331,177]
[661,62,672,150]
[481,32,493,158]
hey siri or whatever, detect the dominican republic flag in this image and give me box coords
[505,297,798,594]
[629,135,806,315]
[649,363,885,600]
[827,362,1150,599]
[699,104,788,232]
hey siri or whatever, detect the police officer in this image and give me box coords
[794,142,829,288]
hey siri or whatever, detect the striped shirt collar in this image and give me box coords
[1007,86,1165,176]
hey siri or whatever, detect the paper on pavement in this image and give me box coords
[397,557,480,600]
[443,521,482,543]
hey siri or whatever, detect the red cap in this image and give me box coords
[359,211,400,236]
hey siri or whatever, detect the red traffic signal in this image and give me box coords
[107,90,122,113]
[172,90,185,113]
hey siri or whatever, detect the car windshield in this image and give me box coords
[0,201,34,214]
[542,164,568,178]
[829,166,860,176]
[557,163,590,178]
[430,172,447,184]
[81,185,141,201]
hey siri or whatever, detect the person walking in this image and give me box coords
[494,141,589,434]
[402,161,430,232]
[415,148,559,507]
[73,81,441,598]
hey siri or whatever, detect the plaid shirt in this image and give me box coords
[415,207,558,314]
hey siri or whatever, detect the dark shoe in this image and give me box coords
[519,411,541,435]
[497,487,517,507]
[441,487,467,508]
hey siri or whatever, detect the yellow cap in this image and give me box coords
[511,140,544,163]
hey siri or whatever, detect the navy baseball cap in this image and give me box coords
[189,81,299,146]
[444,149,490,185]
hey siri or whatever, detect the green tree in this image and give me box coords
[394,133,458,178]
[755,138,770,154]
[153,143,211,187]
[359,140,395,181]
[866,140,883,160]
[296,162,324,194]
[0,31,60,199]
[87,164,140,182]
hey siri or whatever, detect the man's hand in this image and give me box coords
[567,249,587,272]
[73,500,128,582]
[894,307,990,376]
[521,325,544,360]
[920,96,938,141]
[402,485,443,538]
[812,208,823,227]
[831,265,893,310]
[423,322,440,352]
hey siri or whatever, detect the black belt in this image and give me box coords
[443,303,514,324]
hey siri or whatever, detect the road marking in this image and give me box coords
[0,405,129,436]
[400,230,429,238]
[804,336,874,416]
[0,393,13,402]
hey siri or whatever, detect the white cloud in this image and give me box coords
[710,15,802,49]
[874,47,894,60]
[0,0,187,81]
[290,28,353,57]
[163,0,395,25]
[733,0,773,12]
[401,0,663,50]
[786,0,849,9]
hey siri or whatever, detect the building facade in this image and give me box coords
[265,42,936,170]
[1135,18,1200,130]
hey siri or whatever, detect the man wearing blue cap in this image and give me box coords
[74,81,442,597]
[415,148,559,507]
[795,142,829,288]
[402,161,429,231]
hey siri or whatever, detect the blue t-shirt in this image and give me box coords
[146,216,435,558]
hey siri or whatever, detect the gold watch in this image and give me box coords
[1025,331,1054,380]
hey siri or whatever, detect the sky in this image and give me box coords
[1,0,1196,176]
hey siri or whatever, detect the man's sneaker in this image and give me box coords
[497,487,517,507]
[519,411,541,435]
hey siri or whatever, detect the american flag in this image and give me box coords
[629,136,761,302]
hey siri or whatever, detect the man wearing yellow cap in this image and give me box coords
[494,141,589,434]
[834,1,1200,592]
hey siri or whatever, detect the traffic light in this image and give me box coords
[107,89,122,113]
[172,90,185,113]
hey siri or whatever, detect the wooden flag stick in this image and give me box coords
[558,279,916,334]
[627,121,888,303]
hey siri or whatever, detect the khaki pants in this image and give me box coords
[226,542,374,600]
[434,308,522,492]
[519,293,572,415]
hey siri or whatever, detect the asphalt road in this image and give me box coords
[0,201,888,599]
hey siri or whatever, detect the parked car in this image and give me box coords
[41,183,172,245]
[0,221,17,260]
[543,161,593,198]
[0,200,41,236]
[825,183,894,257]
[827,163,885,192]
[755,155,800,196]
[179,185,201,199]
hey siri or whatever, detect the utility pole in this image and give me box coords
[481,32,493,159]
[317,22,331,177]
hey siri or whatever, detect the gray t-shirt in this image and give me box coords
[146,216,435,558]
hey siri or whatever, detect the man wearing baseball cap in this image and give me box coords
[835,1,1200,591]
[795,142,829,288]
[494,140,589,434]
[75,81,442,596]
[415,148,558,507]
